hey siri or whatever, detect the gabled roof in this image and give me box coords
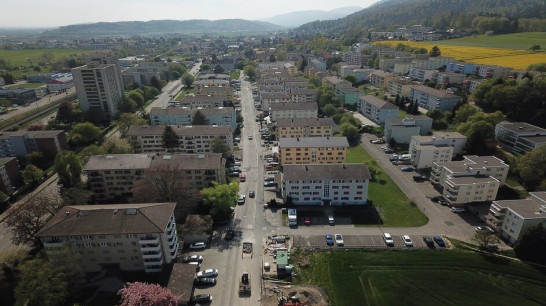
[359,95,398,110]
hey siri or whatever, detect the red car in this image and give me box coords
[266,165,276,169]
[304,217,311,225]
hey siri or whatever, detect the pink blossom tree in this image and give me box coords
[118,282,180,306]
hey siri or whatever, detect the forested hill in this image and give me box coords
[297,0,546,34]
[40,19,285,38]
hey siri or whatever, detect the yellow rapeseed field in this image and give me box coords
[374,41,546,70]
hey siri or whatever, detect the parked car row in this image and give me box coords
[321,234,448,248]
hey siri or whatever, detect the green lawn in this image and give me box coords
[347,145,427,227]
[7,82,45,88]
[295,250,546,306]
[431,32,546,50]
[0,49,93,66]
[398,109,406,118]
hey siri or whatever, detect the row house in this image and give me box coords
[85,153,226,200]
[150,107,237,131]
[126,124,233,153]
[195,86,233,103]
[308,57,326,71]
[0,130,68,160]
[339,65,361,77]
[258,84,285,95]
[495,121,546,155]
[409,85,461,111]
[486,192,546,245]
[378,57,413,70]
[284,81,309,91]
[447,62,475,75]
[276,118,334,138]
[269,102,318,122]
[121,66,161,88]
[196,73,230,81]
[282,164,371,205]
[384,115,433,144]
[431,156,509,206]
[409,132,467,169]
[358,95,399,125]
[260,93,291,110]
[279,136,349,165]
[37,203,179,273]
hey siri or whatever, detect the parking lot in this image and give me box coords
[293,234,449,249]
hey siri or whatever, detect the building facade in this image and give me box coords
[269,102,318,121]
[409,85,461,112]
[358,95,399,124]
[495,121,546,155]
[279,137,349,165]
[150,107,237,130]
[0,157,23,194]
[0,130,68,160]
[276,118,334,138]
[409,132,467,168]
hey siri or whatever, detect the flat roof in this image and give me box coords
[276,118,334,128]
[280,136,349,148]
[270,102,318,111]
[493,194,546,219]
[284,164,371,181]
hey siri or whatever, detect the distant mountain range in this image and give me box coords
[40,19,285,38]
[261,6,363,28]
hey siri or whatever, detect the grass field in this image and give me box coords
[7,82,45,88]
[0,49,93,66]
[431,32,546,50]
[295,249,546,306]
[375,36,546,70]
[347,145,427,227]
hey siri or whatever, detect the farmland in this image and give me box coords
[295,249,546,306]
[429,32,546,50]
[0,49,92,67]
[375,38,546,70]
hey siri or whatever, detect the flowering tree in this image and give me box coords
[118,282,180,306]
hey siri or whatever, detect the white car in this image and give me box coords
[334,234,344,246]
[237,195,246,204]
[450,207,466,213]
[189,242,206,249]
[401,235,413,247]
[197,268,219,278]
[383,233,394,246]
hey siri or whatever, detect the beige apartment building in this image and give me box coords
[126,124,233,153]
[279,136,349,165]
[85,153,226,200]
[276,118,334,138]
[37,203,179,273]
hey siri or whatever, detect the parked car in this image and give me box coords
[182,255,203,263]
[402,235,413,247]
[475,226,493,233]
[328,215,335,225]
[197,269,218,278]
[326,234,334,246]
[237,195,246,205]
[413,175,427,182]
[423,236,435,247]
[224,229,235,240]
[194,278,216,286]
[190,293,212,304]
[304,217,311,225]
[249,191,255,198]
[264,177,275,182]
[383,233,394,246]
[334,234,344,246]
[433,236,446,247]
[450,207,465,213]
[239,174,246,182]
[189,242,206,249]
[384,148,395,153]
[401,167,413,172]
[264,181,276,187]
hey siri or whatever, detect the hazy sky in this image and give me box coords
[1,0,381,28]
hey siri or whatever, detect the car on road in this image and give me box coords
[304,217,311,225]
[194,278,216,286]
[248,135,253,140]
[239,174,246,182]
[433,236,446,247]
[413,175,427,182]
[423,236,435,247]
[401,167,413,172]
[224,229,235,240]
[383,233,394,246]
[475,226,493,233]
[450,207,465,213]
[182,255,203,263]
[334,234,344,246]
[237,195,246,205]
[189,242,206,249]
[370,139,385,144]
[197,269,218,278]
[190,293,212,304]
[402,235,413,247]
[249,191,255,198]
[326,234,334,246]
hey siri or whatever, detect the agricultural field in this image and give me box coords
[431,32,546,50]
[375,39,546,70]
[295,249,546,306]
[0,49,92,67]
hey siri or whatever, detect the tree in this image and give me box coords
[78,144,106,165]
[201,182,239,222]
[340,122,359,140]
[343,75,356,84]
[514,223,546,265]
[181,72,195,88]
[192,110,209,125]
[210,137,231,159]
[162,126,179,149]
[117,113,147,137]
[471,231,500,250]
[56,101,74,123]
[70,122,102,147]
[530,44,541,51]
[213,65,225,74]
[118,282,180,306]
[21,164,44,185]
[60,185,93,206]
[15,257,69,306]
[322,104,337,117]
[84,107,106,125]
[25,151,45,168]
[453,104,479,123]
[243,65,257,81]
[102,136,134,154]
[458,120,496,155]
[119,94,137,113]
[5,195,60,247]
[27,124,45,131]
[515,146,546,191]
[150,76,163,90]
[128,91,145,108]
[54,151,82,188]
[429,45,441,57]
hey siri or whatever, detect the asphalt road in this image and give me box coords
[0,87,76,122]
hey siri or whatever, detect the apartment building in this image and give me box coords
[279,136,349,165]
[342,52,369,66]
[476,65,513,79]
[495,121,546,155]
[269,102,318,121]
[84,153,226,200]
[322,76,352,89]
[370,70,399,88]
[447,62,475,75]
[282,164,371,205]
[308,57,326,71]
[126,124,232,153]
[195,86,233,103]
[408,67,437,82]
[0,157,23,194]
[336,87,364,105]
[150,107,237,130]
[193,79,229,90]
[388,79,420,98]
[276,118,334,138]
[384,115,433,144]
[409,85,461,111]
[435,72,465,86]
[358,95,399,124]
[260,93,291,110]
[0,130,68,160]
[36,203,179,273]
[486,192,546,245]
[179,95,224,108]
[431,156,509,206]
[409,132,467,168]
[290,89,318,103]
[72,63,123,120]
[121,67,161,88]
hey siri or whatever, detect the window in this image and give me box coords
[100,242,109,247]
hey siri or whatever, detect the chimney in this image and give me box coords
[65,211,70,216]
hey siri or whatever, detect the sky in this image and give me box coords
[1,0,381,28]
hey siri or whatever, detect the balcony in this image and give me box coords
[140,244,161,252]
[144,257,164,266]
[43,239,64,248]
[142,251,162,259]
[139,236,159,244]
[144,265,163,273]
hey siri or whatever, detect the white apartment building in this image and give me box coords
[269,102,318,121]
[409,132,467,168]
[37,203,179,273]
[282,164,371,205]
[358,95,399,125]
[431,156,509,206]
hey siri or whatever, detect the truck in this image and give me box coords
[288,209,297,226]
[239,271,251,295]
